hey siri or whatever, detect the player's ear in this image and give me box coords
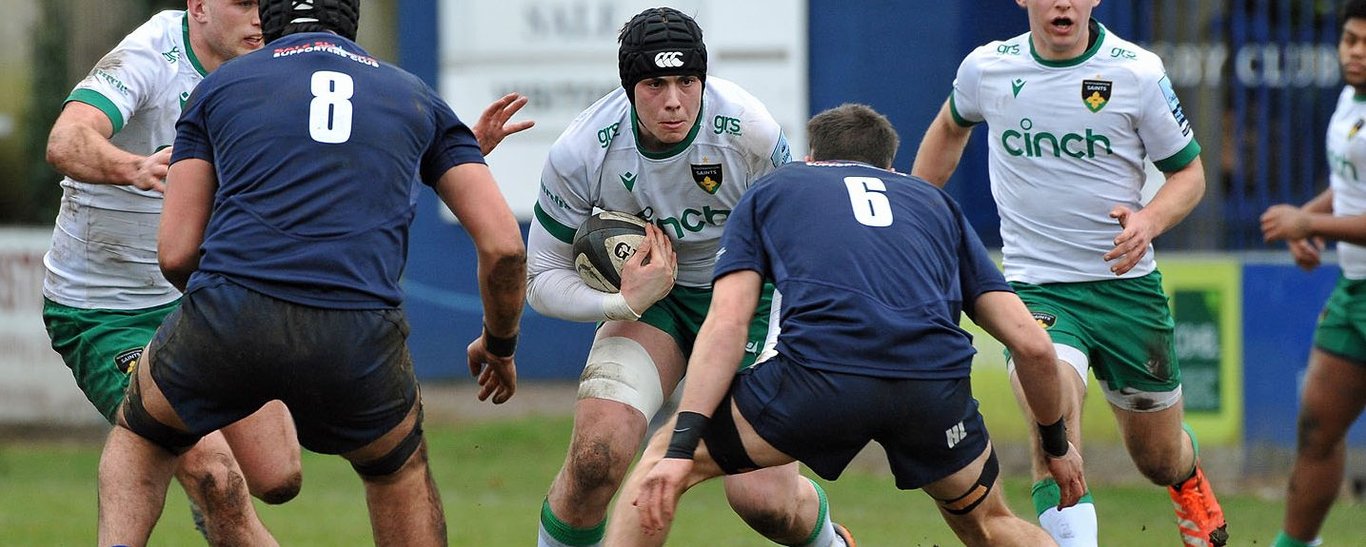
[187,0,208,22]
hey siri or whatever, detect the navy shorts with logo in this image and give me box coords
[710,355,989,490]
[147,276,418,454]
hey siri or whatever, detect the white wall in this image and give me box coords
[0,229,104,425]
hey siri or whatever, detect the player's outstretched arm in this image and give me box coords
[436,162,526,403]
[46,102,170,192]
[158,158,217,291]
[911,99,974,188]
[971,290,1087,507]
[472,92,535,156]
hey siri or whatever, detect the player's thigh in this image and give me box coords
[220,400,301,488]
[920,442,1006,518]
[1085,274,1182,396]
[42,298,178,422]
[719,461,803,513]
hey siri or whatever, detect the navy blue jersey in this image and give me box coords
[715,162,1011,379]
[172,33,484,309]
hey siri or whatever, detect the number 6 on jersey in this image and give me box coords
[844,176,893,227]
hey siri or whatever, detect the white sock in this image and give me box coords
[1038,502,1098,547]
[794,518,842,547]
[537,521,601,547]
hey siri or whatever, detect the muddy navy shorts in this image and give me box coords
[148,276,418,454]
[708,355,989,490]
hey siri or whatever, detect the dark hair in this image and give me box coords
[1344,0,1366,28]
[806,104,899,168]
[260,0,361,45]
[617,7,707,103]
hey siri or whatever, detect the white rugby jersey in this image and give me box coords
[44,10,206,309]
[1327,87,1366,280]
[534,76,790,289]
[951,22,1200,283]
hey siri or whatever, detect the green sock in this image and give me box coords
[1272,531,1315,547]
[1030,477,1095,516]
[539,498,605,546]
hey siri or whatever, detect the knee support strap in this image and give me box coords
[936,448,1000,516]
[576,337,665,418]
[352,421,425,477]
[121,375,200,455]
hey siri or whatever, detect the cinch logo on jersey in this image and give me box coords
[639,205,729,239]
[598,122,621,149]
[654,51,684,68]
[1001,118,1113,159]
[1330,149,1359,181]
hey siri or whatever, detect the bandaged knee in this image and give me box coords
[576,337,665,418]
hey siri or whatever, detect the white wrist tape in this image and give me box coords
[603,292,642,321]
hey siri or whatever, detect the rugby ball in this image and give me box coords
[572,211,649,293]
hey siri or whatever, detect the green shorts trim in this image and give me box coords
[1007,271,1180,393]
[42,297,180,422]
[637,283,774,370]
[1312,276,1366,364]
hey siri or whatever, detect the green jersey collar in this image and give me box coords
[182,13,208,77]
[632,98,704,160]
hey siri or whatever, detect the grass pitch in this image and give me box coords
[2,416,1362,545]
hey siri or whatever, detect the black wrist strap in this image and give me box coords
[1038,417,1069,458]
[483,323,517,358]
[665,411,709,460]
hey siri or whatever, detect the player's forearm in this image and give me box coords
[479,249,527,337]
[1304,213,1366,246]
[1302,188,1334,214]
[525,224,641,322]
[910,102,972,188]
[1143,157,1207,235]
[972,291,1065,423]
[46,123,142,185]
[677,315,749,417]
